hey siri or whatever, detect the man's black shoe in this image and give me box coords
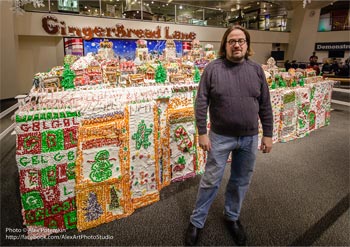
[224,219,247,246]
[184,223,201,246]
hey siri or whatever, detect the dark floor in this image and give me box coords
[332,90,350,102]
[0,102,349,246]
[0,98,18,112]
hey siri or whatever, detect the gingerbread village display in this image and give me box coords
[14,39,335,239]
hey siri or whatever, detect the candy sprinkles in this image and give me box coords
[14,84,204,237]
[14,80,335,238]
[13,43,335,238]
[16,110,80,239]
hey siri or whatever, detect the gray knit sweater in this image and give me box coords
[195,58,273,137]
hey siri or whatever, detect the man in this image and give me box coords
[309,52,318,66]
[185,26,273,246]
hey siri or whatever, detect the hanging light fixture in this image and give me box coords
[124,0,153,20]
[11,0,45,14]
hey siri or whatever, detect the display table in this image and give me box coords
[14,81,334,238]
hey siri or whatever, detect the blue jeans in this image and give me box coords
[190,131,258,228]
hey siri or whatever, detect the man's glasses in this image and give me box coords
[227,39,246,46]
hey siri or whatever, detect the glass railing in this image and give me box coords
[22,0,293,31]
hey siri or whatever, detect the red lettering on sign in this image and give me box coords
[17,133,42,155]
[56,163,68,183]
[19,169,40,193]
[47,133,57,149]
[63,127,78,150]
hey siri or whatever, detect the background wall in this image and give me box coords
[1,1,20,99]
[17,36,64,92]
[250,43,274,64]
[1,1,349,100]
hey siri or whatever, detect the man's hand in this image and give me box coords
[260,136,272,153]
[198,134,211,152]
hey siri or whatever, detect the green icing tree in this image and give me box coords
[291,79,297,87]
[155,62,167,83]
[177,156,186,165]
[61,63,76,90]
[84,192,103,221]
[193,66,201,83]
[271,79,277,89]
[299,77,305,87]
[109,186,120,210]
[278,76,287,88]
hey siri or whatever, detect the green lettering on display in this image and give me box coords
[42,129,64,153]
[21,191,44,210]
[23,136,40,151]
[51,204,61,214]
[62,200,71,211]
[69,131,77,145]
[41,165,57,187]
[16,111,80,123]
[64,186,73,196]
[35,208,45,221]
[32,155,40,165]
[67,150,75,161]
[63,210,77,229]
[19,157,30,167]
[25,210,35,222]
[54,152,64,162]
[45,207,53,217]
[48,219,58,229]
[67,162,76,180]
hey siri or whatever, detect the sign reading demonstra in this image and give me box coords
[42,15,197,41]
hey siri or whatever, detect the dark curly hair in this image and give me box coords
[218,25,254,59]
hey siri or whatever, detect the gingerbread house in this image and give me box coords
[101,60,121,84]
[190,39,203,61]
[169,74,185,84]
[42,76,61,90]
[128,74,145,85]
[120,61,136,74]
[71,53,102,86]
[204,44,216,60]
[97,39,115,60]
[38,66,64,90]
[145,67,155,80]
[164,39,176,60]
[136,39,149,61]
[33,72,60,91]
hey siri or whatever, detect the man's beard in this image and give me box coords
[227,51,245,62]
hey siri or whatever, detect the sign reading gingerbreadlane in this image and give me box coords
[42,15,196,41]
